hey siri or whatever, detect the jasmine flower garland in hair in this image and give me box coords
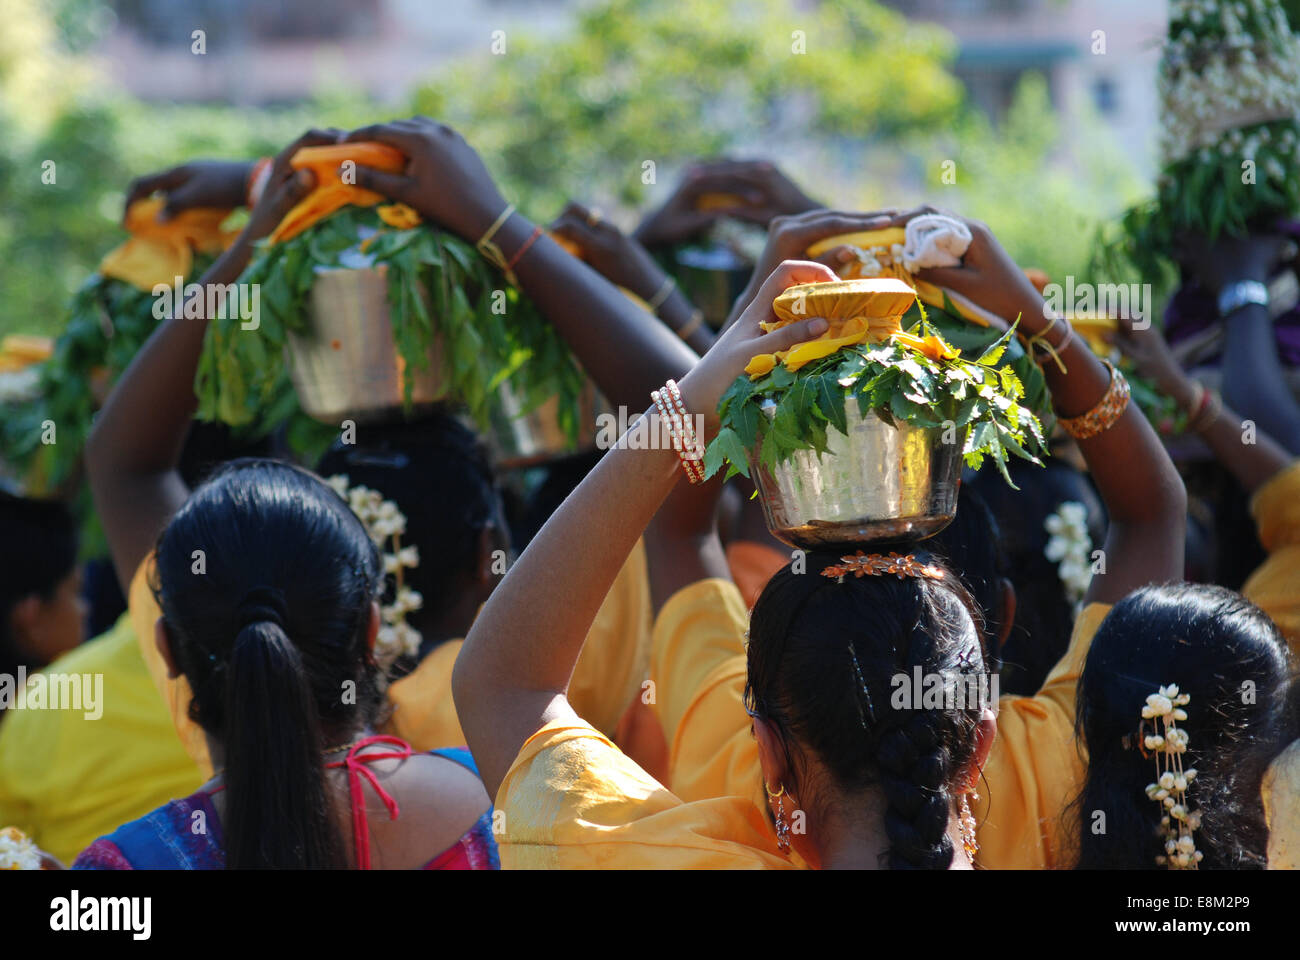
[1044,501,1093,607]
[326,475,422,666]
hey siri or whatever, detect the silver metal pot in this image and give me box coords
[286,264,448,424]
[750,398,965,548]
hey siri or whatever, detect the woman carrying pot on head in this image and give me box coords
[77,130,497,869]
[595,206,1189,869]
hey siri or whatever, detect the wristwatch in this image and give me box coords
[1216,279,1270,318]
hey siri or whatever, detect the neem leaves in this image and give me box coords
[194,207,585,442]
[706,309,1048,487]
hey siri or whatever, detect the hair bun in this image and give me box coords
[236,586,288,632]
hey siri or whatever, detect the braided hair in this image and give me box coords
[746,549,988,869]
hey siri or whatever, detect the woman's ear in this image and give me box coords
[753,715,791,796]
[154,617,181,680]
[960,707,998,792]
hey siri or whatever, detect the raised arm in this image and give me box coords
[1113,313,1292,494]
[452,262,835,797]
[345,118,698,414]
[550,201,716,356]
[86,131,338,592]
[891,207,1187,603]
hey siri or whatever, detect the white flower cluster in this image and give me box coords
[843,243,909,281]
[1141,685,1204,868]
[1158,0,1300,166]
[326,475,423,665]
[1044,501,1093,607]
[0,826,42,870]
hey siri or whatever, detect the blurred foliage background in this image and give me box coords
[2,0,1147,339]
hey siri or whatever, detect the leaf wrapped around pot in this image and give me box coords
[705,278,1048,489]
[194,203,586,447]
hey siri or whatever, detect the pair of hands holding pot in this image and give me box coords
[134,118,1046,424]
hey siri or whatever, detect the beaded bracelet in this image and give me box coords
[1057,360,1130,440]
[650,379,704,483]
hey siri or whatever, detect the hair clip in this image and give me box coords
[820,551,946,582]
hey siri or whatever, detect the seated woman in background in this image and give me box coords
[76,131,496,870]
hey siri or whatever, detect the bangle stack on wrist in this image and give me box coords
[650,378,704,484]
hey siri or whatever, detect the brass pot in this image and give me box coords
[489,381,608,469]
[286,264,447,424]
[750,398,965,548]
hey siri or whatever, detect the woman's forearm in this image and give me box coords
[1221,303,1300,455]
[86,235,258,588]
[493,213,700,412]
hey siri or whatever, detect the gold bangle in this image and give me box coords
[1057,360,1130,440]
[646,275,677,312]
[476,203,517,283]
[674,309,704,341]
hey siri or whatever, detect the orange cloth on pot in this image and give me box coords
[98,199,238,291]
[269,142,412,245]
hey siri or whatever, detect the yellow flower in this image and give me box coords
[376,202,423,230]
[892,331,960,362]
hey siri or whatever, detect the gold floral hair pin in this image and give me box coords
[1139,685,1202,870]
[820,551,946,582]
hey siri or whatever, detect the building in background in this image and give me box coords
[100,0,1167,173]
[100,0,582,105]
[885,0,1167,175]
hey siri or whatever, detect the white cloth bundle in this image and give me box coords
[901,214,971,274]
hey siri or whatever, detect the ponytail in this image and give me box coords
[222,590,343,869]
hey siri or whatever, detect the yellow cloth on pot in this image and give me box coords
[98,199,238,291]
[746,278,916,377]
[269,142,412,245]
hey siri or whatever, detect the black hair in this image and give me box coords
[746,549,988,869]
[0,491,78,679]
[1071,583,1291,870]
[967,459,1105,694]
[928,486,1008,671]
[152,458,384,869]
[314,409,503,661]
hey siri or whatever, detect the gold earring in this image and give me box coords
[765,781,791,854]
[959,792,979,861]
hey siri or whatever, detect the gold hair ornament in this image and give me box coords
[820,551,946,583]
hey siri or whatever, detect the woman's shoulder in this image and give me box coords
[72,791,223,870]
